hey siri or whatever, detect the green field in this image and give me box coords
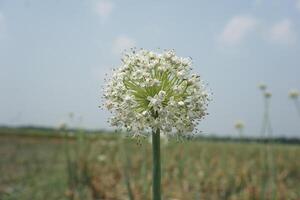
[0,129,299,200]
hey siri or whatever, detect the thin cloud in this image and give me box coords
[268,19,296,45]
[95,0,114,22]
[219,15,257,45]
[112,36,136,55]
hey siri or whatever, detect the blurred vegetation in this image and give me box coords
[0,126,299,144]
[0,127,299,200]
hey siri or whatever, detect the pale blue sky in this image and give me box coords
[0,0,300,137]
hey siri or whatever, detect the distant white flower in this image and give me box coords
[58,122,67,130]
[103,49,210,136]
[234,120,245,130]
[289,89,299,99]
[264,92,272,99]
[258,83,267,91]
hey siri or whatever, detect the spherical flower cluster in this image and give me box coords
[289,89,299,99]
[103,49,210,137]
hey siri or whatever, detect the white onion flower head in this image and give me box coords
[103,49,211,136]
[289,89,299,99]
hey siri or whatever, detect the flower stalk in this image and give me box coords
[289,89,300,117]
[152,128,161,200]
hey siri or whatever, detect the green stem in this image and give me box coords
[293,99,300,118]
[152,128,161,200]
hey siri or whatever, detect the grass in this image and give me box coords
[0,130,299,200]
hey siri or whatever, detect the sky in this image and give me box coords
[0,0,300,137]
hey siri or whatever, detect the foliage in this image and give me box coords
[0,133,299,200]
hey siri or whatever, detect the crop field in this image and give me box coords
[0,129,299,200]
